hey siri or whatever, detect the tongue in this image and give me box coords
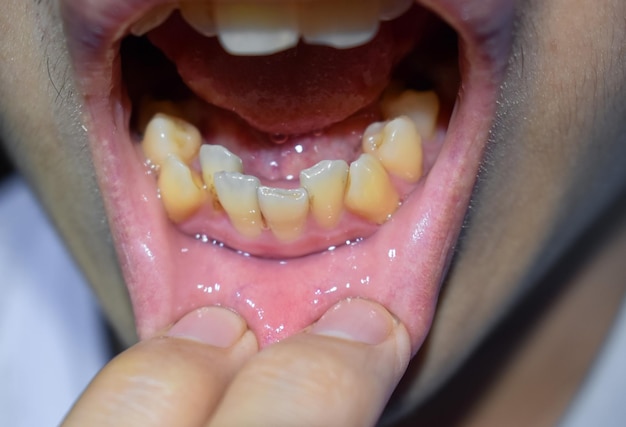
[148,12,421,135]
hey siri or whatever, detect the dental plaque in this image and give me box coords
[130,0,444,256]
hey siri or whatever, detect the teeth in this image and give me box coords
[362,116,423,183]
[141,113,201,167]
[381,90,440,139]
[180,2,217,37]
[300,160,349,228]
[143,98,427,235]
[199,145,244,199]
[213,1,299,55]
[135,0,416,55]
[258,187,309,241]
[379,0,414,21]
[158,155,207,223]
[345,154,399,224]
[130,4,175,36]
[136,99,187,136]
[213,172,264,238]
[299,0,379,49]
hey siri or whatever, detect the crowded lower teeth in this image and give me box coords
[140,88,435,239]
[131,0,414,54]
[199,144,243,200]
[300,160,349,229]
[258,187,309,241]
[158,155,207,222]
[214,172,264,238]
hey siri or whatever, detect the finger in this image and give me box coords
[62,307,258,427]
[208,298,411,427]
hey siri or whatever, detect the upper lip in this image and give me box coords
[60,0,515,351]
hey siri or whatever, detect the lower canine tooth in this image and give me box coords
[214,2,299,55]
[345,154,399,224]
[199,145,244,198]
[300,160,349,228]
[258,187,309,241]
[141,113,201,167]
[363,116,423,183]
[214,172,263,238]
[381,90,440,139]
[158,155,206,223]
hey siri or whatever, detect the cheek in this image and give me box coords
[0,0,137,343]
[399,0,626,404]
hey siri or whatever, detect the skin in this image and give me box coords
[1,0,625,425]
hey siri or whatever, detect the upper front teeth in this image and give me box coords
[298,0,379,50]
[214,2,300,55]
[132,0,414,55]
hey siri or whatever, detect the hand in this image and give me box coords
[62,299,411,427]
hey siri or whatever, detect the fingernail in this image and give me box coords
[310,299,395,345]
[167,306,246,348]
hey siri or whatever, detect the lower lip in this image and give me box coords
[84,61,496,354]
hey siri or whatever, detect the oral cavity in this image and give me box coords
[139,87,439,245]
[123,0,452,255]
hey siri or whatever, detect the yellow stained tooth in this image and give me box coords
[158,154,207,223]
[381,90,440,139]
[141,113,201,167]
[136,99,186,135]
[181,2,217,36]
[300,160,349,228]
[199,145,243,198]
[214,172,263,238]
[362,121,385,154]
[345,154,399,224]
[258,187,309,241]
[363,116,423,183]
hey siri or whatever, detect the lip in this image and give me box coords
[61,0,514,352]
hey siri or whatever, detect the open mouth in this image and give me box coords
[61,0,513,351]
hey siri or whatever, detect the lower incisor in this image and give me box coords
[258,187,310,241]
[214,172,264,238]
[299,160,349,229]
